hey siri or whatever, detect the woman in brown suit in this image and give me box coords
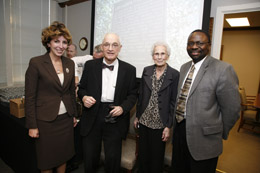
[25,21,77,173]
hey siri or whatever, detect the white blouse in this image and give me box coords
[57,73,67,115]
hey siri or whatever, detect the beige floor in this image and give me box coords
[216,119,260,173]
[71,118,260,173]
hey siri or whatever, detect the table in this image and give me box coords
[0,104,39,173]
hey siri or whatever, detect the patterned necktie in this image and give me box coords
[175,65,195,123]
[102,63,114,71]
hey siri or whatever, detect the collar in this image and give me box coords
[193,55,207,70]
[103,58,118,66]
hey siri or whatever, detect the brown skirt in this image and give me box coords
[35,113,74,170]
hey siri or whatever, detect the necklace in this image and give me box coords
[57,69,60,74]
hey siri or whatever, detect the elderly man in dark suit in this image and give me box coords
[171,30,241,173]
[78,33,138,173]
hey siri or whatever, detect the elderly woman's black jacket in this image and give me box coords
[136,64,179,128]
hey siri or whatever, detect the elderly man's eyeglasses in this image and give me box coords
[103,42,120,49]
[187,41,209,47]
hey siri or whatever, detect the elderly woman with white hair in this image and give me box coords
[134,42,179,173]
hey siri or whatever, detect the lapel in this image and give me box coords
[114,59,125,100]
[43,53,62,87]
[95,58,103,93]
[189,56,211,97]
[159,64,174,92]
[143,65,154,91]
[143,64,173,92]
[178,62,192,91]
[61,56,70,89]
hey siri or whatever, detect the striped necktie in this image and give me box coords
[175,65,195,123]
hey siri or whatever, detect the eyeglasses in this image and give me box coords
[103,42,120,49]
[187,41,209,47]
[153,52,167,58]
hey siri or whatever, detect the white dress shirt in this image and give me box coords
[57,73,67,115]
[72,55,93,81]
[101,59,119,102]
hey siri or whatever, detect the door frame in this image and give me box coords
[211,2,260,59]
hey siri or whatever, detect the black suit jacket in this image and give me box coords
[136,64,179,128]
[78,58,138,139]
[25,53,77,129]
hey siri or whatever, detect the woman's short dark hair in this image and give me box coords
[41,21,72,52]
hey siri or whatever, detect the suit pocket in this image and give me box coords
[202,125,222,135]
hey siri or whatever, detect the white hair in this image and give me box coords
[102,32,121,45]
[151,41,171,56]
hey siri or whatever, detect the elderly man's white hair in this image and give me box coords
[102,32,121,45]
[151,42,171,56]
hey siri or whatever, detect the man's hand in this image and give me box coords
[29,128,39,138]
[110,106,123,117]
[82,96,96,108]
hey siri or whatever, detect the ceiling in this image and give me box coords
[56,0,89,8]
[223,11,260,29]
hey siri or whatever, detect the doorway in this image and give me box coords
[211,2,260,95]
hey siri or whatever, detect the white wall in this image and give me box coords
[0,0,62,86]
[0,0,7,86]
[94,0,205,77]
[51,0,63,23]
[65,1,92,56]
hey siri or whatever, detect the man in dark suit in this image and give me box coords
[78,33,137,173]
[171,30,241,173]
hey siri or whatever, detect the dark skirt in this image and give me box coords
[35,113,74,170]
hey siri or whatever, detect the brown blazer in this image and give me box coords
[25,53,77,129]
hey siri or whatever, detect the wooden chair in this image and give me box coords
[120,106,139,173]
[164,130,173,171]
[237,86,260,133]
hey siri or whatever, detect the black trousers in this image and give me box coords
[171,120,218,173]
[138,124,165,173]
[82,103,122,173]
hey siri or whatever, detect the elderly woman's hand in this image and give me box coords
[162,127,170,142]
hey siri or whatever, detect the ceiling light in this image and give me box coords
[226,17,250,27]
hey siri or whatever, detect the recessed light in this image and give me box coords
[226,17,250,27]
